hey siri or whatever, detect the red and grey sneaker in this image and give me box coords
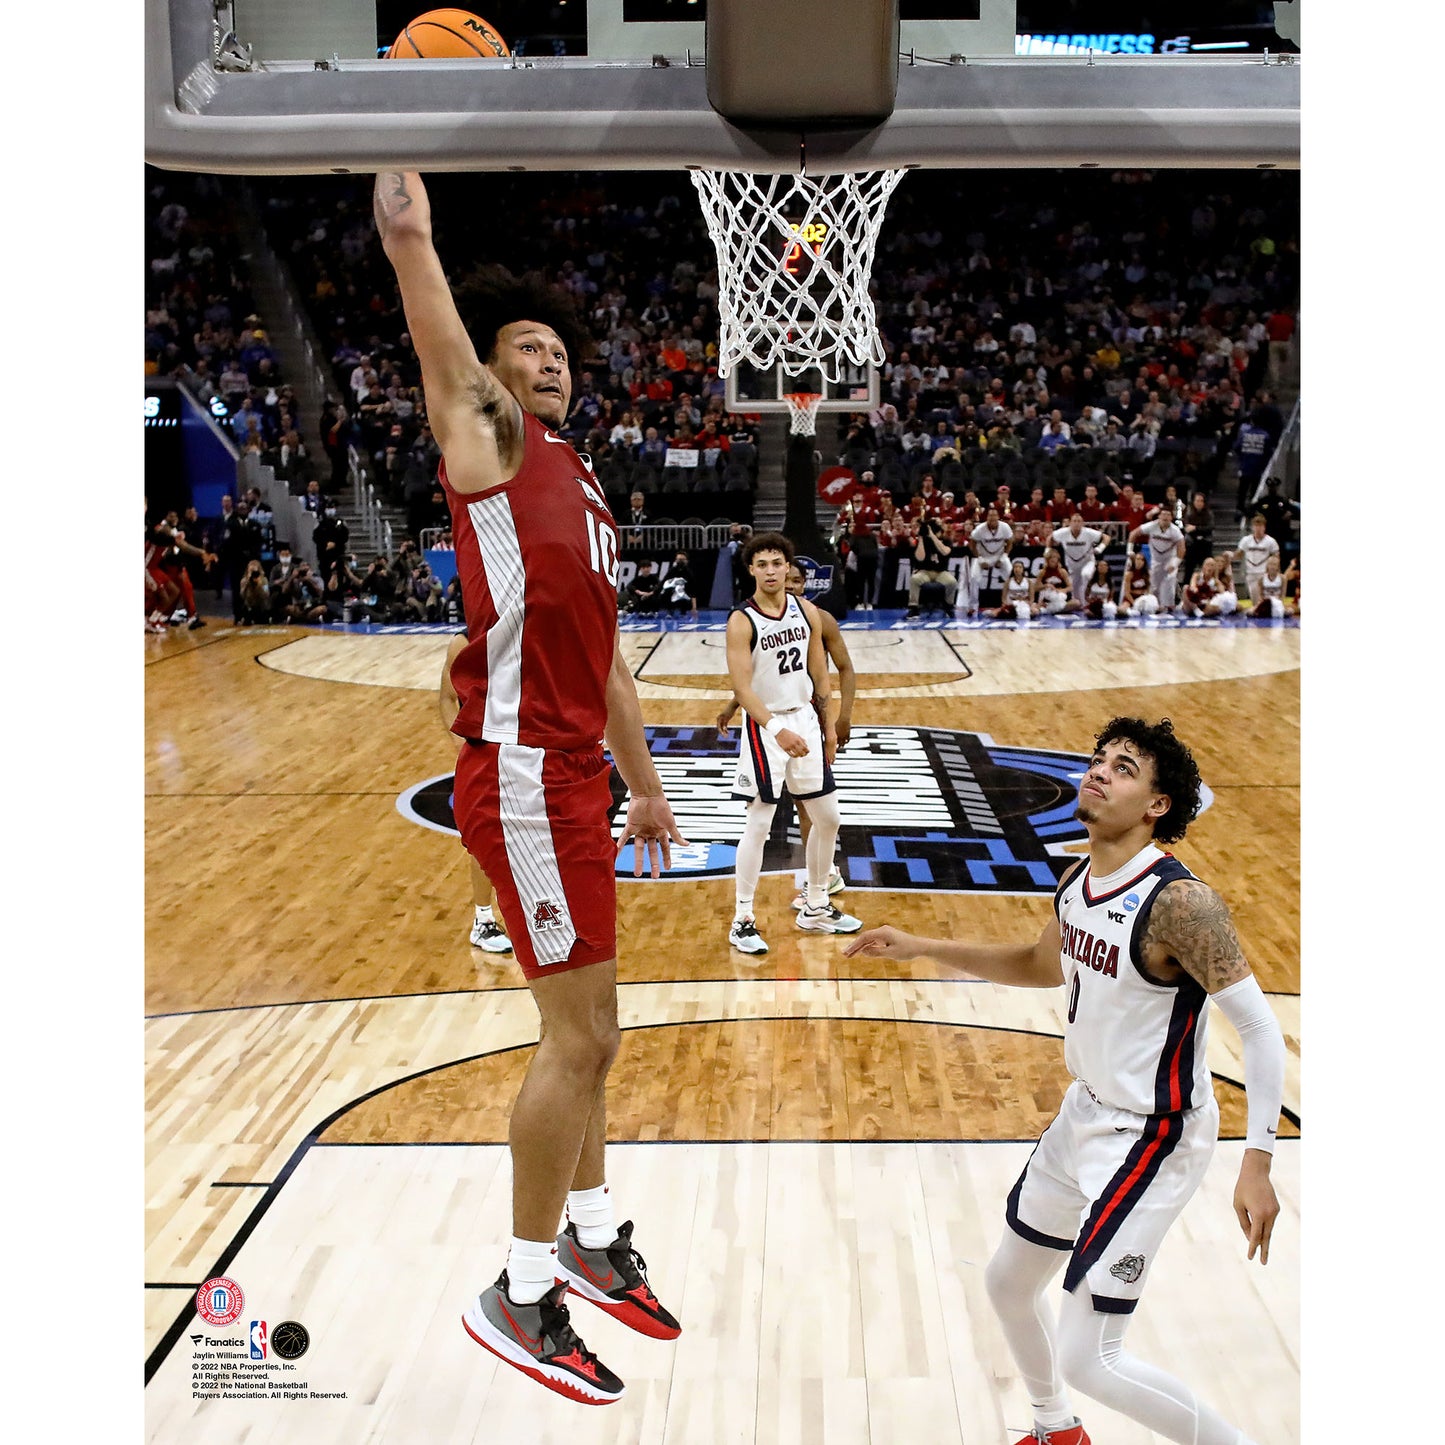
[555,1219,682,1340]
[1011,1423,1090,1445]
[461,1272,625,1406]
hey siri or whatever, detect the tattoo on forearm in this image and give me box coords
[373,172,414,238]
[1146,879,1249,992]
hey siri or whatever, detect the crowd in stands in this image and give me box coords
[146,164,1297,630]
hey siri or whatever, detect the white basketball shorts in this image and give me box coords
[732,704,835,805]
[1004,1079,1217,1314]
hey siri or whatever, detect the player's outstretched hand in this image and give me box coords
[1233,1157,1280,1266]
[616,793,689,879]
[842,925,920,961]
[777,728,809,758]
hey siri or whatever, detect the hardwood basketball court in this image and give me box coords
[144,615,1300,1443]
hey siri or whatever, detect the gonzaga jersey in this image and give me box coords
[441,410,620,750]
[1055,845,1211,1116]
[740,593,813,712]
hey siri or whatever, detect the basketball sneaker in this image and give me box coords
[728,915,769,954]
[469,915,513,953]
[1011,1422,1090,1445]
[796,901,863,934]
[555,1220,682,1340]
[790,868,846,909]
[461,1272,624,1406]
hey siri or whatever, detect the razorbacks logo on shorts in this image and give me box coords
[532,899,565,931]
[397,726,1213,895]
[1109,1253,1146,1284]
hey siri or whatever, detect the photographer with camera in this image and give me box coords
[355,554,400,624]
[906,510,959,616]
[281,560,329,625]
[325,553,366,621]
[238,558,270,626]
[409,559,444,622]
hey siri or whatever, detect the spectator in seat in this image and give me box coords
[1078,484,1110,525]
[301,478,325,515]
[660,553,699,617]
[624,559,663,614]
[623,491,651,551]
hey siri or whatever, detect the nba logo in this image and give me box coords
[250,1320,268,1359]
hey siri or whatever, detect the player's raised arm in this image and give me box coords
[1145,878,1286,1264]
[844,913,1067,988]
[373,171,520,492]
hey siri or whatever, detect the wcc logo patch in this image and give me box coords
[397,728,1211,895]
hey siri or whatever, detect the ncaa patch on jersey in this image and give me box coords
[396,728,1212,895]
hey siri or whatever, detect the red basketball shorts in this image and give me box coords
[452,739,617,980]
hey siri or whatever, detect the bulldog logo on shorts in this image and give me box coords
[1109,1253,1146,1284]
[532,899,565,931]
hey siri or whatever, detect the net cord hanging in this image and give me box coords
[690,167,906,386]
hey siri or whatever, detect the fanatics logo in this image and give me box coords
[532,899,565,931]
[1109,1253,1146,1284]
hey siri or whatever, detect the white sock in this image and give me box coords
[567,1184,616,1250]
[803,795,842,909]
[735,799,774,918]
[506,1236,560,1304]
[474,904,493,923]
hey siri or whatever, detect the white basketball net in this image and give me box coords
[691,168,906,385]
[783,392,824,436]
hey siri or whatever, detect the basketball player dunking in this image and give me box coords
[377,169,686,1405]
[846,717,1286,1445]
[724,532,862,953]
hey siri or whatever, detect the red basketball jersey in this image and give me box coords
[441,411,621,750]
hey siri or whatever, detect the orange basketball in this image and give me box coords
[386,9,510,59]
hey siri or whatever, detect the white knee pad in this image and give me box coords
[1014,601,1031,621]
[1135,594,1160,616]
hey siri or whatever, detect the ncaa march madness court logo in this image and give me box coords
[397,727,1211,895]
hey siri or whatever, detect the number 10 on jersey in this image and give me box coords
[585,510,620,588]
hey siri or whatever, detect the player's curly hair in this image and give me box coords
[742,531,795,568]
[452,264,587,375]
[1093,716,1202,844]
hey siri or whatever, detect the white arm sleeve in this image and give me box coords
[1211,975,1286,1154]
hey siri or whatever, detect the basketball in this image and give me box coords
[386,9,510,59]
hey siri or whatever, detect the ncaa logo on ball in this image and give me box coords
[196,1275,244,1327]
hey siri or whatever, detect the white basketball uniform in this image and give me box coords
[732,594,834,804]
[1137,519,1184,609]
[1004,574,1032,617]
[1052,526,1105,604]
[1235,531,1280,602]
[1258,569,1287,617]
[969,521,1014,609]
[1006,844,1218,1314]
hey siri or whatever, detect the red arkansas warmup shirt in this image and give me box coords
[441,410,621,751]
